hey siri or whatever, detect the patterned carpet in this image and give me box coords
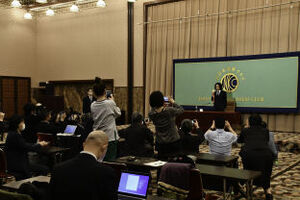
[116,125,300,199]
[199,144,300,200]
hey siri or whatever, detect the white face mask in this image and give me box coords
[21,123,26,131]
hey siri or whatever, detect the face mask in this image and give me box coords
[21,123,26,131]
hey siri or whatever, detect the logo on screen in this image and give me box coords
[221,73,239,93]
[216,67,245,93]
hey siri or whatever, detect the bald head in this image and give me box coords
[85,130,108,146]
[83,130,109,160]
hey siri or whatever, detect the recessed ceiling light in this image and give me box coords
[96,0,106,7]
[24,12,33,20]
[11,0,21,8]
[46,8,55,16]
[36,0,47,4]
[70,4,79,12]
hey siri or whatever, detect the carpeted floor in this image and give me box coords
[116,125,300,199]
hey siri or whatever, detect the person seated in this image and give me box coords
[0,112,8,141]
[53,111,67,133]
[5,115,49,180]
[119,112,154,157]
[149,91,184,159]
[238,114,273,200]
[179,119,204,155]
[23,103,40,143]
[35,109,60,136]
[204,118,237,156]
[261,121,278,161]
[49,130,118,200]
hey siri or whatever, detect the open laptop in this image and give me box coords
[118,171,150,200]
[63,125,77,135]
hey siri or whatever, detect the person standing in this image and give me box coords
[148,91,184,159]
[91,78,121,161]
[238,114,274,200]
[83,88,97,114]
[211,82,227,111]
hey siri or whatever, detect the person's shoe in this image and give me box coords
[266,193,273,200]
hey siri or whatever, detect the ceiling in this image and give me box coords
[0,0,79,9]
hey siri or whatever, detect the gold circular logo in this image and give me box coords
[221,73,239,93]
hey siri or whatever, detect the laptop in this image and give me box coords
[118,171,150,200]
[63,125,77,135]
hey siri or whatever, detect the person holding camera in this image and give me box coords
[204,118,237,156]
[91,78,121,161]
[179,119,204,155]
[237,114,274,200]
[148,91,184,159]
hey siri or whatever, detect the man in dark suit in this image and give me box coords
[211,82,227,111]
[49,130,118,200]
[82,88,97,114]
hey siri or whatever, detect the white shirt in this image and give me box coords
[80,151,97,160]
[204,129,237,156]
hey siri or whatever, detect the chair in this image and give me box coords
[0,189,33,200]
[37,133,55,145]
[158,163,217,200]
[187,168,205,200]
[0,148,14,184]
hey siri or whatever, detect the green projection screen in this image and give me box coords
[173,53,300,113]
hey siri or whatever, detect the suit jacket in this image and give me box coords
[83,96,97,113]
[49,153,118,200]
[212,90,227,108]
[5,131,41,180]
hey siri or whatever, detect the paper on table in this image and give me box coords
[144,161,167,167]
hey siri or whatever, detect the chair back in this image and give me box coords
[187,168,205,200]
[37,133,55,145]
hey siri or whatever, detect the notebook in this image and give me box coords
[118,171,150,200]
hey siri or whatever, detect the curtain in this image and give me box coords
[145,0,300,133]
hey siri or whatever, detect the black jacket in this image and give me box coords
[212,90,227,108]
[237,126,270,152]
[83,96,97,114]
[119,125,154,156]
[49,153,118,200]
[5,131,42,180]
[179,128,205,155]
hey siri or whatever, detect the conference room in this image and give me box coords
[0,0,300,199]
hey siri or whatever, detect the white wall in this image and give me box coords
[36,0,128,86]
[0,0,153,87]
[0,8,37,86]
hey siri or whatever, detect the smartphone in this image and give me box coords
[164,96,169,102]
[106,90,112,98]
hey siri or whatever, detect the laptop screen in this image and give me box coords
[118,172,150,197]
[64,125,77,134]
